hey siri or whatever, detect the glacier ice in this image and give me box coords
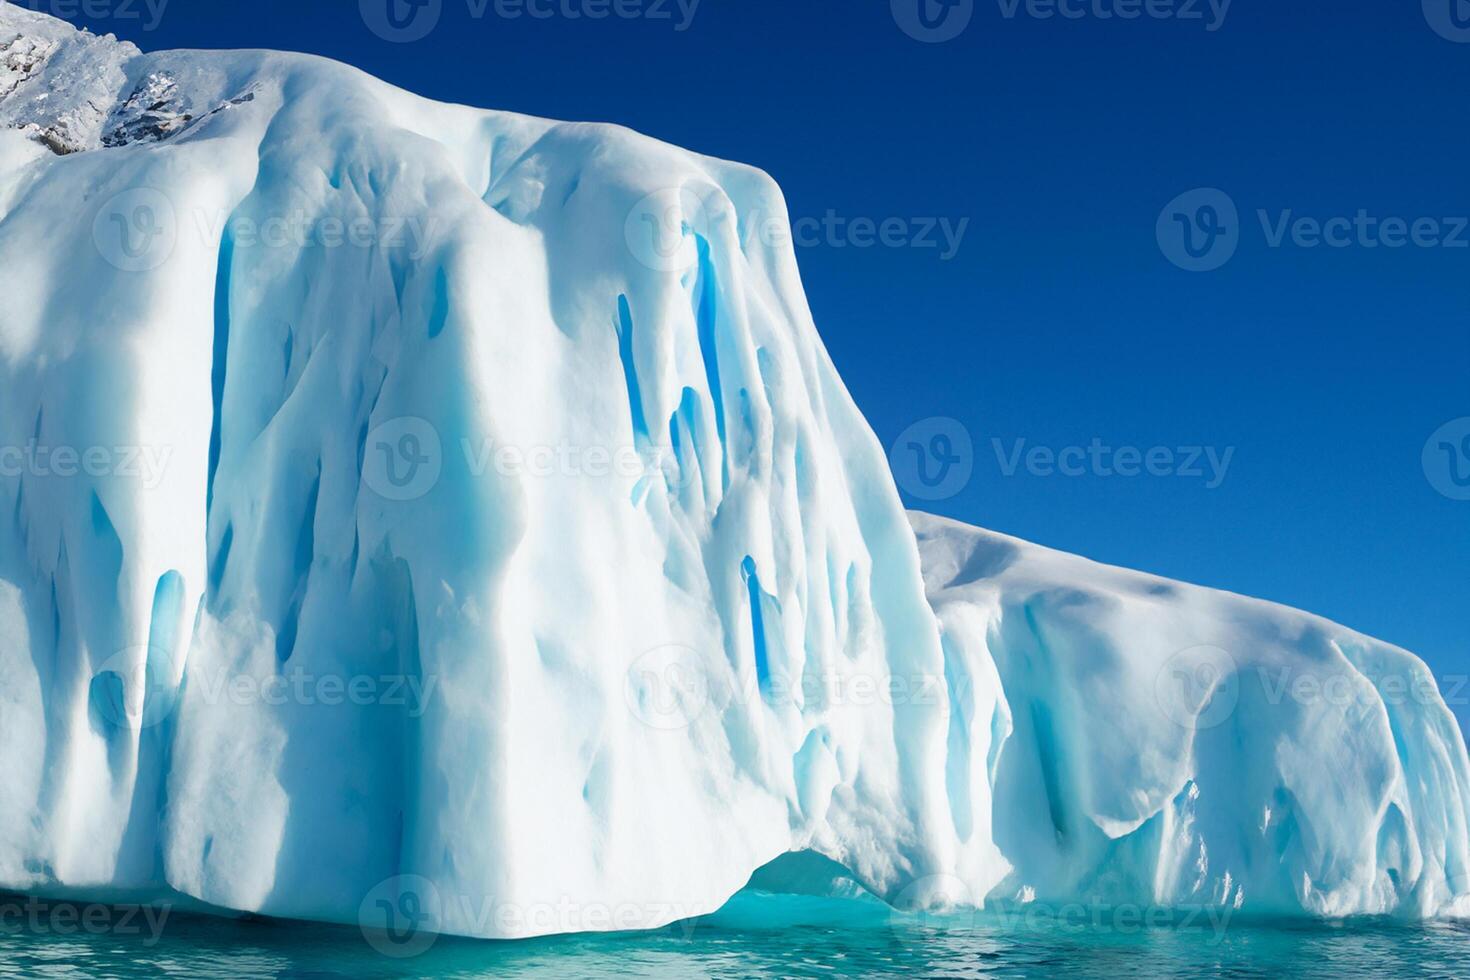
[0,6,1464,940]
[913,513,1470,920]
[0,5,1005,937]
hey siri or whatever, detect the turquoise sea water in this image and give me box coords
[2,890,1466,978]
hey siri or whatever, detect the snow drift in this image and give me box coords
[0,7,1464,940]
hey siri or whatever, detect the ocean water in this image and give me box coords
[1,889,1466,979]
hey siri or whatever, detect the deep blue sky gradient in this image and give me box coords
[38,0,1470,726]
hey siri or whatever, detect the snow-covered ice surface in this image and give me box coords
[0,5,1464,940]
[913,512,1470,920]
[0,6,1006,937]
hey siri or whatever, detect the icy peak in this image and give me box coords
[0,7,252,154]
[0,33,55,100]
[0,5,139,152]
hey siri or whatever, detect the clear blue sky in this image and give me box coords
[45,0,1470,728]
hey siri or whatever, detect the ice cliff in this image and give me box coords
[0,6,1464,940]
[912,514,1470,920]
[0,5,1007,936]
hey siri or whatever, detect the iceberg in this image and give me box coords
[0,6,1464,940]
[913,513,1470,920]
[0,5,1006,937]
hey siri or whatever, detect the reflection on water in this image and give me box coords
[1,888,1466,979]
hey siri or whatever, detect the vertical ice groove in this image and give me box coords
[742,555,772,695]
[692,233,726,489]
[615,294,649,441]
[206,228,234,515]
